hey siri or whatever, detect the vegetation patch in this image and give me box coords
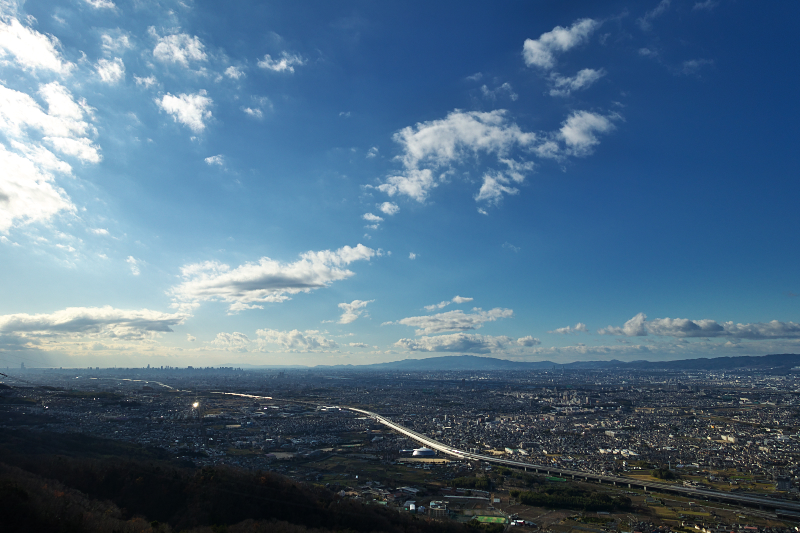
[509,486,632,513]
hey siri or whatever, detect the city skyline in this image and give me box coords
[1,0,798,368]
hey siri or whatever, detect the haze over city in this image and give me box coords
[1,0,799,369]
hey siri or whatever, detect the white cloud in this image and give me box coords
[393,110,536,174]
[186,334,196,342]
[377,169,436,203]
[242,96,271,119]
[0,83,96,146]
[549,68,605,97]
[96,57,125,83]
[338,299,373,324]
[523,18,599,69]
[156,91,213,132]
[134,75,157,88]
[256,329,338,351]
[394,307,513,336]
[549,322,588,334]
[645,317,726,337]
[408,252,416,260]
[84,0,116,8]
[396,333,522,354]
[0,14,74,74]
[424,295,473,311]
[43,136,102,163]
[366,146,378,158]
[474,171,520,205]
[0,306,187,341]
[376,110,538,204]
[152,31,207,67]
[517,335,541,347]
[599,313,800,340]
[717,321,800,340]
[502,242,520,253]
[348,342,368,348]
[599,312,648,336]
[224,65,245,79]
[100,31,132,53]
[206,331,251,352]
[0,80,105,231]
[257,51,305,73]
[204,154,224,166]
[638,0,671,31]
[9,139,71,174]
[362,212,383,223]
[559,110,616,156]
[126,255,142,275]
[378,202,399,215]
[0,143,74,232]
[170,244,378,312]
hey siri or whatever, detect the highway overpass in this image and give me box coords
[344,406,800,515]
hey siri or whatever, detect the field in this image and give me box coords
[304,454,442,487]
[473,516,507,524]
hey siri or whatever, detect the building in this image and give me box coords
[412,447,436,457]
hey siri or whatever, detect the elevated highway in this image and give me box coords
[344,406,800,515]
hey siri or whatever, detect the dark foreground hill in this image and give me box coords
[0,428,489,533]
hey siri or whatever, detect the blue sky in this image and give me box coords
[1,0,799,368]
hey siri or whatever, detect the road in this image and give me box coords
[343,406,800,515]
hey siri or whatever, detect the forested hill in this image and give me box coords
[0,428,486,533]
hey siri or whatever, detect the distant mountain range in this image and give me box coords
[316,353,800,372]
[219,353,800,372]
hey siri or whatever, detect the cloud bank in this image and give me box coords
[599,313,800,340]
[170,244,378,312]
[393,307,513,335]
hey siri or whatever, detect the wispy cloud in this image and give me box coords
[152,30,207,67]
[96,57,125,84]
[126,256,142,275]
[424,295,473,311]
[224,66,245,79]
[523,18,600,69]
[338,299,374,324]
[257,51,305,73]
[680,58,713,75]
[549,68,605,97]
[638,0,671,31]
[692,0,718,11]
[549,323,588,334]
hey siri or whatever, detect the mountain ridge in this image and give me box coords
[215,353,800,371]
